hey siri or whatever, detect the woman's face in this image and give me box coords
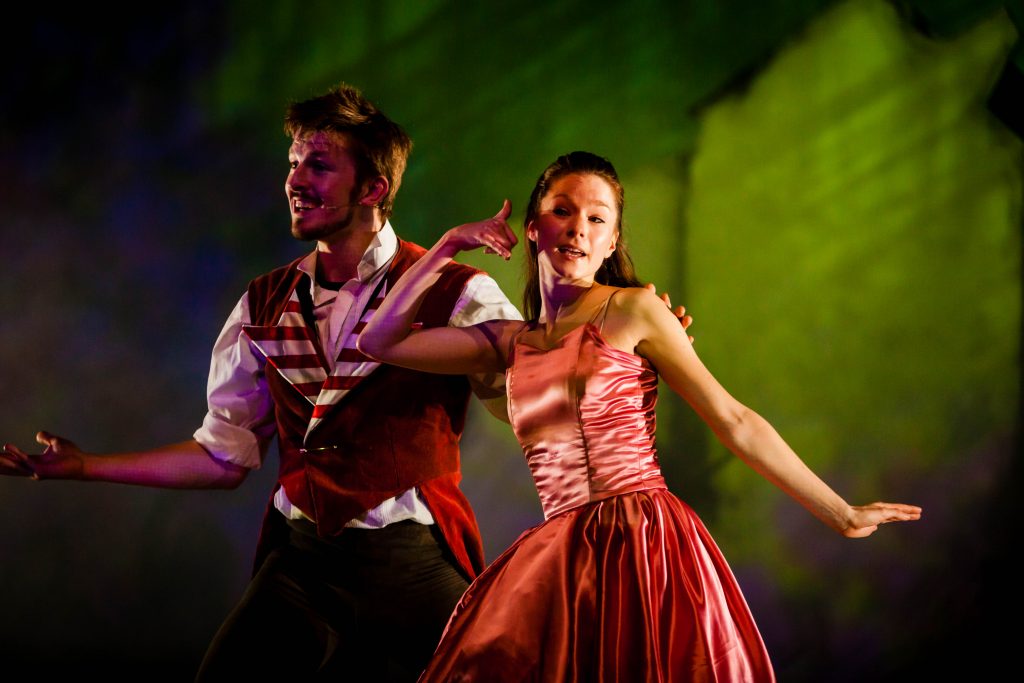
[527,173,619,284]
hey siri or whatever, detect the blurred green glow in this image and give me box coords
[689,0,1020,571]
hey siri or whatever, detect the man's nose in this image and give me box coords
[287,166,308,191]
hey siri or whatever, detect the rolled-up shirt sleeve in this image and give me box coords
[450,273,523,327]
[450,273,523,401]
[193,292,277,469]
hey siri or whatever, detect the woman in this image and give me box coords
[358,151,921,682]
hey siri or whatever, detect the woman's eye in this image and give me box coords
[589,216,605,223]
[553,207,569,216]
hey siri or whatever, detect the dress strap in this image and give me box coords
[588,289,620,333]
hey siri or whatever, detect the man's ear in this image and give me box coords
[359,176,389,206]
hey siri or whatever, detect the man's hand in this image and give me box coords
[645,283,694,343]
[1,431,86,480]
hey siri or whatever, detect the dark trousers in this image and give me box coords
[194,519,470,682]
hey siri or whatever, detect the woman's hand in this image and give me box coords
[442,199,518,260]
[840,502,923,538]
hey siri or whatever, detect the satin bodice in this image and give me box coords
[508,323,666,518]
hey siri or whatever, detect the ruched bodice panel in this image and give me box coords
[508,323,665,518]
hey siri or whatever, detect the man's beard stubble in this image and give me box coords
[289,186,362,241]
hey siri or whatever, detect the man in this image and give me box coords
[1,83,520,681]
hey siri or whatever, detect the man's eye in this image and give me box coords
[289,161,298,169]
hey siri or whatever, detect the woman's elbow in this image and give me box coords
[355,333,385,361]
[713,405,759,447]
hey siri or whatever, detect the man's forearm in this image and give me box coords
[81,439,248,489]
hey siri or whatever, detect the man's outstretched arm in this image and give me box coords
[1,432,248,489]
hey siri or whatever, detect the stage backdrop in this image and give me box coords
[1,0,1020,680]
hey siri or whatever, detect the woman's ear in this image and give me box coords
[605,231,619,258]
[526,219,538,243]
[359,176,389,206]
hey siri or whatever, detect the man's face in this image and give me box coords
[285,131,364,242]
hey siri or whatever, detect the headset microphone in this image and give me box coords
[315,201,362,210]
[296,202,351,210]
[292,197,366,210]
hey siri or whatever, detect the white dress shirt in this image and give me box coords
[194,221,522,527]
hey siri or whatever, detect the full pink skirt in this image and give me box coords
[419,489,775,682]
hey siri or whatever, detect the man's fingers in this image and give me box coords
[1,444,34,472]
[643,283,675,308]
[2,457,33,472]
[4,442,35,462]
[35,431,65,452]
[0,458,34,476]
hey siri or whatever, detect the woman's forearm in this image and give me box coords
[718,409,853,533]
[359,204,518,373]
[358,234,460,361]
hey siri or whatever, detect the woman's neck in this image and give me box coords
[538,278,597,330]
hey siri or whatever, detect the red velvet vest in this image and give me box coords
[244,239,486,580]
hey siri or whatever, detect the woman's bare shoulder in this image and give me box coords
[606,285,666,319]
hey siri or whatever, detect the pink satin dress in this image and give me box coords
[419,321,776,682]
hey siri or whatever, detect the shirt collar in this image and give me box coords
[359,220,398,282]
[295,220,399,286]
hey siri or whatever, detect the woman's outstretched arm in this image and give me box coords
[358,200,525,376]
[620,287,921,537]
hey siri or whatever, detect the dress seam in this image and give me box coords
[572,333,593,503]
